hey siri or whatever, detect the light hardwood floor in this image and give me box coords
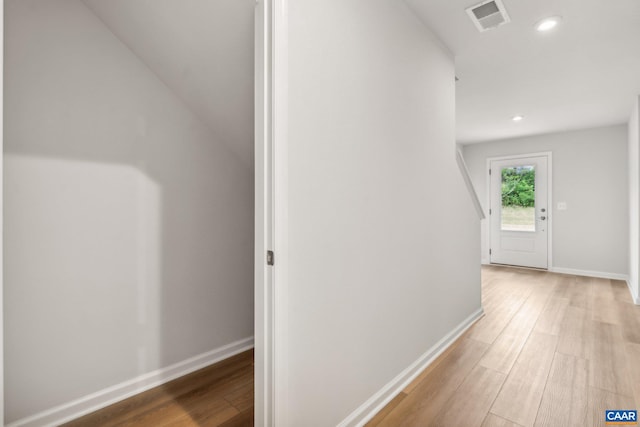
[367,266,640,427]
[64,266,639,426]
[63,350,254,427]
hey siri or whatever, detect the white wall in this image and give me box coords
[81,0,256,166]
[4,0,253,423]
[462,125,629,277]
[629,96,640,303]
[285,0,481,425]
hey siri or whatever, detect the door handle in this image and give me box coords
[540,216,546,220]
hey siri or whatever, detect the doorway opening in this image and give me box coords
[2,0,262,425]
[488,153,552,269]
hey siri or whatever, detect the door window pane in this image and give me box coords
[501,166,535,231]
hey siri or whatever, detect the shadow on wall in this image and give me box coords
[3,0,254,424]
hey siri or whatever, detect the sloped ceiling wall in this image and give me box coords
[83,0,255,166]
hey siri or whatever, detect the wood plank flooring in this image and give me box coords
[368,266,640,427]
[64,266,639,426]
[63,349,254,427]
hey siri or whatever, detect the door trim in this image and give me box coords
[1,0,5,421]
[485,152,553,270]
[255,0,288,425]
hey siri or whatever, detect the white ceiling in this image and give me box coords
[83,0,255,165]
[81,0,640,152]
[407,0,640,144]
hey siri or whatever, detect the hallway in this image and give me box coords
[368,266,640,427]
[61,266,640,426]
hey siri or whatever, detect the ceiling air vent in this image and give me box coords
[466,0,511,32]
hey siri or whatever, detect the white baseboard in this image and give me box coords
[336,308,485,427]
[626,278,640,305]
[7,337,254,427]
[549,267,629,282]
[549,267,639,304]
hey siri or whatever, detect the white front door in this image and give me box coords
[489,155,549,269]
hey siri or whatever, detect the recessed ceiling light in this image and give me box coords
[512,115,524,122]
[535,16,562,32]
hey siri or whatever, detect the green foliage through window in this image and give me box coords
[501,166,535,208]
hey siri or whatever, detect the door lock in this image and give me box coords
[540,216,546,220]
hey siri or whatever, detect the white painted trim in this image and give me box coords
[484,158,491,263]
[255,0,291,425]
[549,267,629,281]
[456,150,485,219]
[488,264,628,281]
[626,279,640,305]
[547,154,554,269]
[254,1,273,426]
[255,1,288,426]
[551,267,638,304]
[272,0,289,426]
[486,151,553,162]
[486,152,553,270]
[0,1,4,422]
[336,308,485,427]
[485,264,638,304]
[6,337,254,427]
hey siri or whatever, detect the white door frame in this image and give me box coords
[1,0,5,422]
[0,0,280,423]
[485,152,553,270]
[255,0,288,425]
